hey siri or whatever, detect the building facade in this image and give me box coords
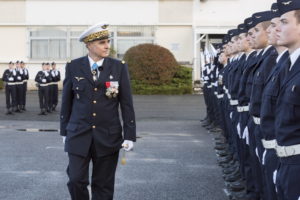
[0,0,274,89]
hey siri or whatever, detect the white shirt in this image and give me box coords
[88,56,104,71]
[289,47,300,70]
[262,45,272,56]
[246,50,255,61]
[276,49,288,63]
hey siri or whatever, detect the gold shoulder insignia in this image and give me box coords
[121,60,126,64]
[67,60,71,64]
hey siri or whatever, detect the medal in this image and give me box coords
[92,70,97,81]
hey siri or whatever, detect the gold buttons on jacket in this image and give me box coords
[93,113,96,117]
[93,100,97,104]
[92,125,96,129]
[94,88,98,91]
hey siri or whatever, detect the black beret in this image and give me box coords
[244,17,255,30]
[252,11,273,27]
[238,24,248,34]
[277,0,300,15]
[271,3,281,19]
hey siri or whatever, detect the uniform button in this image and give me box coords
[94,88,98,91]
[76,87,79,90]
[92,125,96,129]
[93,100,97,104]
[93,113,96,117]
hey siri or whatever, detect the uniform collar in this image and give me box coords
[262,45,272,56]
[245,50,255,61]
[88,55,104,69]
[276,49,289,63]
[289,47,300,70]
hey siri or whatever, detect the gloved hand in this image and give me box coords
[62,136,66,144]
[17,76,21,80]
[42,79,46,83]
[122,140,134,151]
[8,77,13,81]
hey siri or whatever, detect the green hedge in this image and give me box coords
[130,66,192,95]
[0,79,3,90]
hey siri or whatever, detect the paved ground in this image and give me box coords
[0,91,227,200]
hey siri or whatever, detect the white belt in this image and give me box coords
[6,82,16,86]
[237,105,249,112]
[276,144,300,157]
[230,100,238,106]
[213,82,218,87]
[217,94,224,99]
[48,82,58,85]
[253,116,261,125]
[23,80,28,83]
[207,85,212,88]
[39,83,49,87]
[15,82,23,85]
[262,139,277,149]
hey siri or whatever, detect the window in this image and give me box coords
[29,26,155,60]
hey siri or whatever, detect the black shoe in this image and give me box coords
[224,173,242,182]
[200,116,208,122]
[214,144,229,150]
[6,109,13,115]
[223,166,239,174]
[227,181,245,192]
[201,121,211,127]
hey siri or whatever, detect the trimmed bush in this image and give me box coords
[130,66,192,95]
[0,79,3,90]
[124,43,178,85]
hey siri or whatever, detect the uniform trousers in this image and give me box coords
[67,140,119,200]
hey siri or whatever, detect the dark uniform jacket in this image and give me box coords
[60,56,136,157]
[2,69,16,83]
[35,71,52,85]
[275,56,300,146]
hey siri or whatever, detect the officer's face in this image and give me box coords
[277,11,300,51]
[252,23,268,49]
[52,64,56,70]
[87,39,110,58]
[42,65,47,71]
[9,64,14,69]
[267,18,280,46]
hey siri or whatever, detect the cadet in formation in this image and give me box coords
[201,1,300,199]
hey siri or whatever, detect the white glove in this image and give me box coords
[17,76,21,80]
[51,71,55,77]
[62,136,66,144]
[8,77,13,81]
[19,70,23,75]
[122,140,134,151]
[42,79,46,83]
[44,71,49,77]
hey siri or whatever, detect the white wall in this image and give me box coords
[194,0,275,28]
[26,0,159,25]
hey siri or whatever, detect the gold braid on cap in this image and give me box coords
[83,30,109,43]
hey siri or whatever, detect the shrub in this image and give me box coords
[0,79,3,90]
[123,43,178,85]
[130,66,192,95]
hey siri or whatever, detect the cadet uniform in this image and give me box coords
[20,61,29,111]
[51,62,61,111]
[15,61,24,112]
[35,68,51,115]
[2,62,17,114]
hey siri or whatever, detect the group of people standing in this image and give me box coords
[2,61,60,115]
[2,61,28,114]
[202,0,300,200]
[35,62,61,115]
